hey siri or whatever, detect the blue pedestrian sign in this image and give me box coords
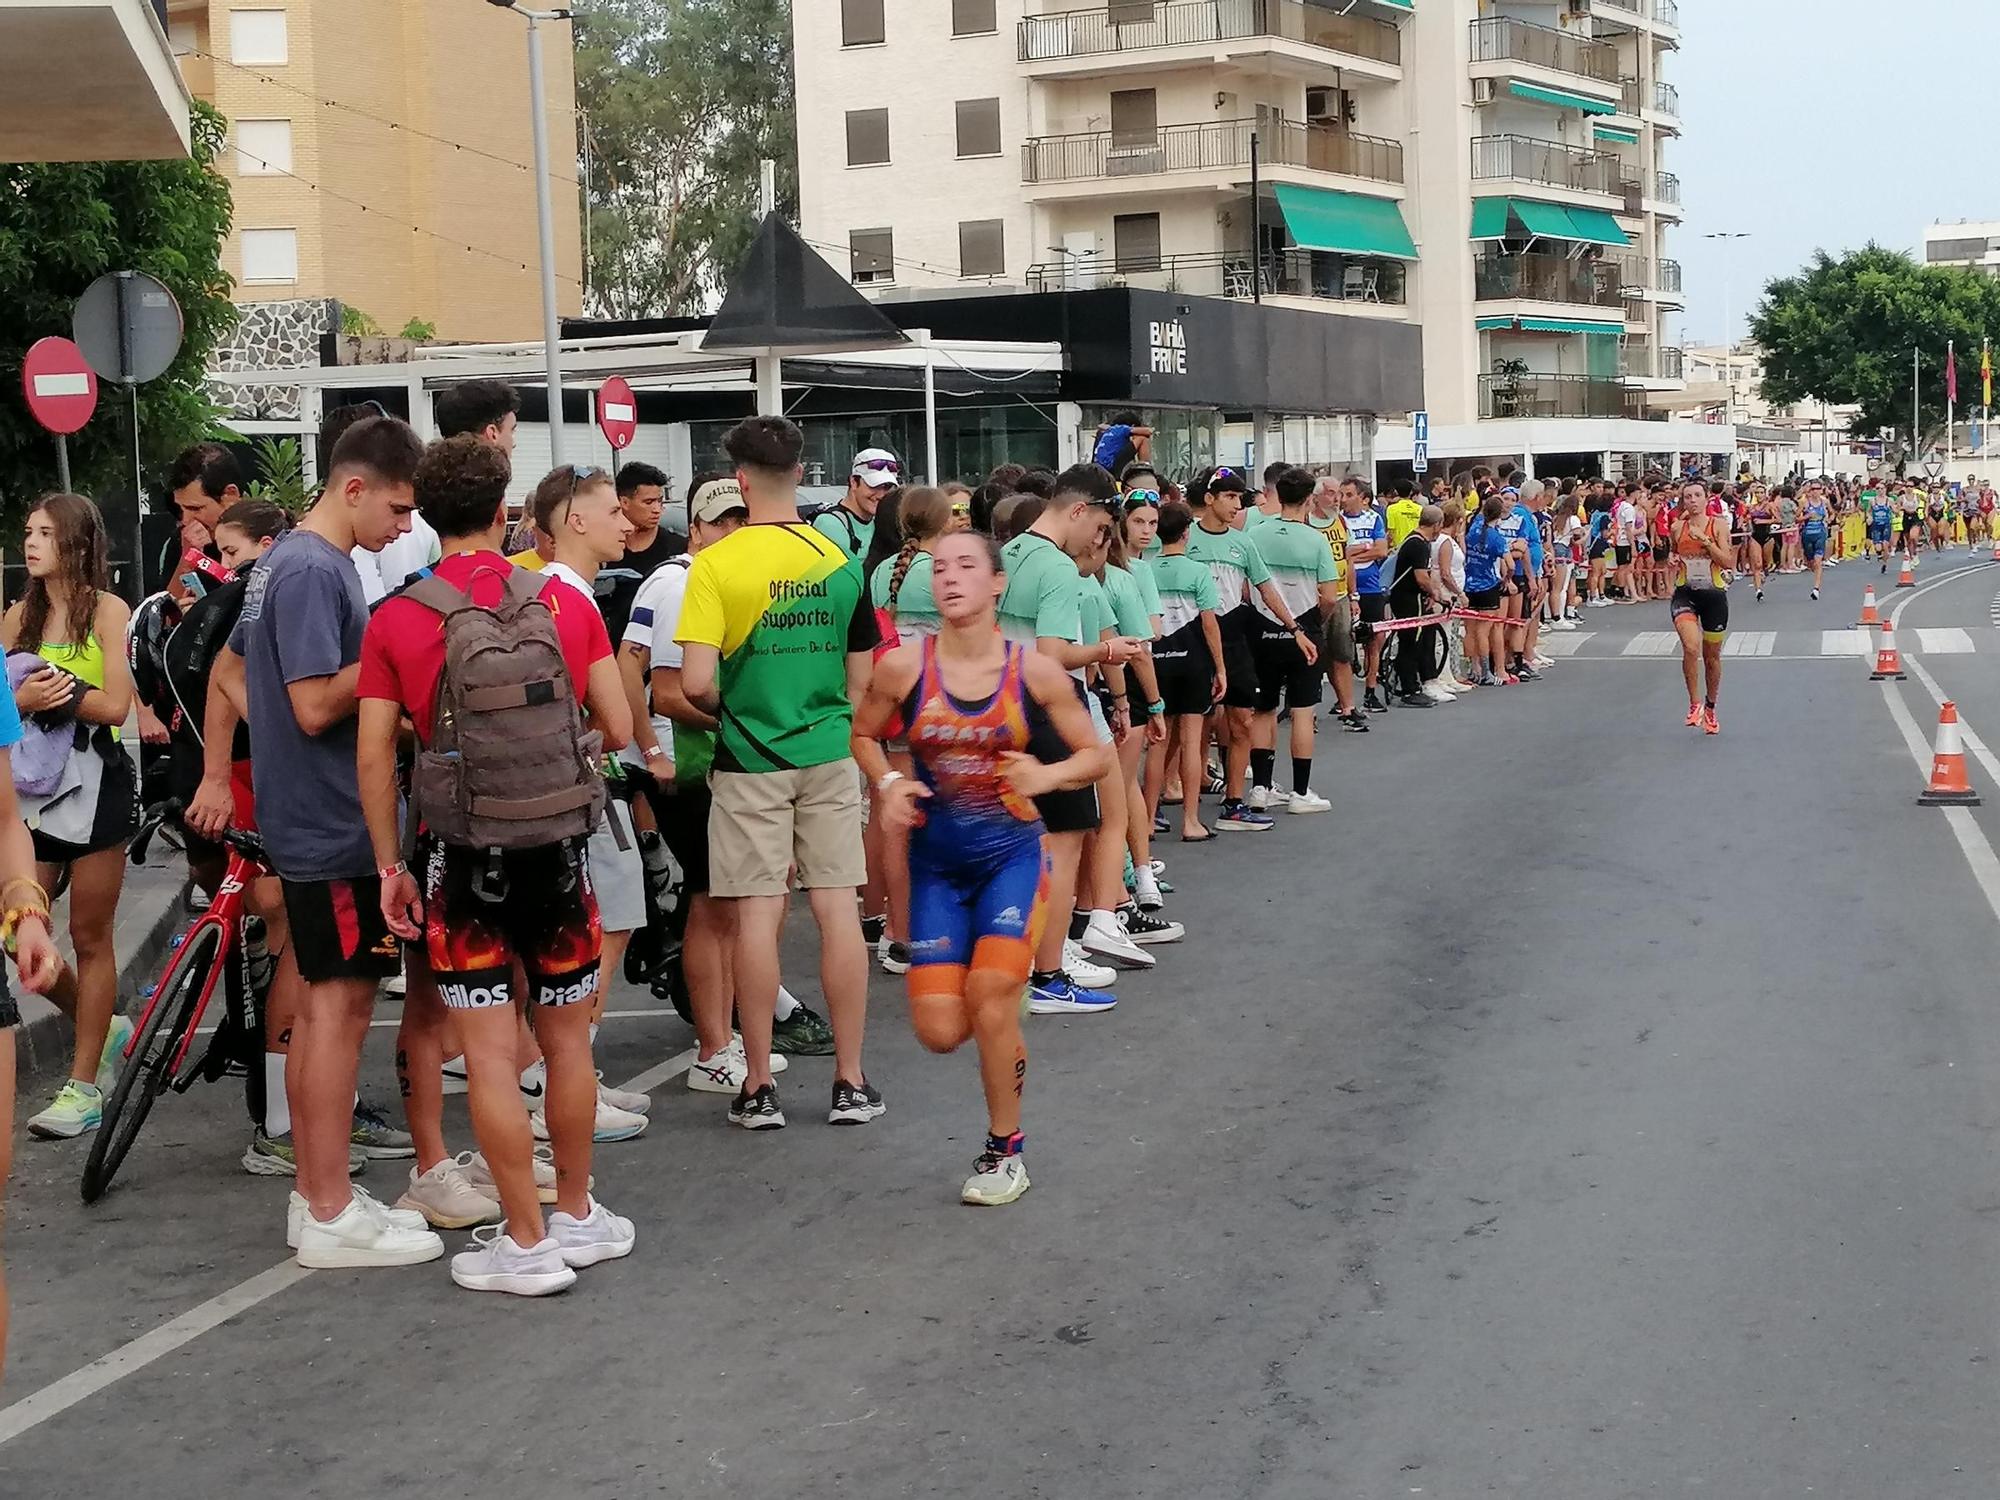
[1412,409,1429,474]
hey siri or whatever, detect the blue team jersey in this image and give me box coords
[1869,501,1893,530]
[1492,504,1542,576]
[1342,508,1388,594]
[1464,519,1511,592]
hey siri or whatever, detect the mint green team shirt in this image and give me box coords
[1250,516,1340,625]
[810,506,874,561]
[1184,521,1271,620]
[1078,573,1112,649]
[1100,563,1153,640]
[869,551,940,636]
[1125,555,1163,621]
[1150,552,1220,654]
[998,530,1081,648]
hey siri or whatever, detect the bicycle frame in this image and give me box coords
[120,844,264,1079]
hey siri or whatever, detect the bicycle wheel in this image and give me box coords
[81,922,225,1203]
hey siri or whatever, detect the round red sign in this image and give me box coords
[22,336,99,435]
[598,376,637,451]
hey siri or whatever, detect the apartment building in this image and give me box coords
[164,0,581,341]
[796,0,1701,480]
[1924,221,2000,277]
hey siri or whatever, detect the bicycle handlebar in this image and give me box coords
[132,798,268,870]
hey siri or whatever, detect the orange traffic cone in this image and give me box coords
[1990,538,2000,561]
[1870,621,1906,680]
[1857,586,1880,626]
[1896,556,1916,588]
[1919,701,1981,805]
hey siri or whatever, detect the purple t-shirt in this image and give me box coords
[229,528,373,881]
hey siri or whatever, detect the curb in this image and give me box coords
[13,874,191,1081]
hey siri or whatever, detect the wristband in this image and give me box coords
[876,770,905,795]
[642,744,666,761]
[1145,699,1165,717]
[1,903,49,957]
[378,860,408,882]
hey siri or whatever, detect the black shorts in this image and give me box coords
[1154,650,1214,718]
[420,837,601,1009]
[1613,545,1633,568]
[1466,585,1502,611]
[31,744,138,864]
[1356,593,1390,627]
[646,780,712,898]
[1588,537,1609,560]
[1219,619,1259,710]
[283,872,401,985]
[1251,617,1324,713]
[1751,524,1773,545]
[1670,585,1729,639]
[1031,679,1100,835]
[0,967,17,1030]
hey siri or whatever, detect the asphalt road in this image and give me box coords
[6,555,2000,1498]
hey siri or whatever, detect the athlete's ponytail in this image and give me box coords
[888,486,951,620]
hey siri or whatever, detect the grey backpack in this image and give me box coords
[404,567,604,851]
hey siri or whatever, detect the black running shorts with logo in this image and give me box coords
[284,873,401,985]
[421,837,602,1009]
[1152,648,1214,718]
[1218,611,1260,710]
[1250,613,1324,713]
[1670,585,1728,640]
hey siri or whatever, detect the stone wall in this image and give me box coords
[209,298,337,421]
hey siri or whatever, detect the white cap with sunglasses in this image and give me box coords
[851,449,901,488]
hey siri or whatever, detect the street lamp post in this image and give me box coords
[1703,230,1751,429]
[487,0,572,466]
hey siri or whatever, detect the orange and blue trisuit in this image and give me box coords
[903,637,1052,1002]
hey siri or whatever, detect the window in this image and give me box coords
[1113,213,1161,271]
[960,220,1005,277]
[952,0,997,34]
[229,9,288,64]
[1109,0,1157,22]
[1929,237,1987,263]
[1109,89,1158,149]
[240,227,299,284]
[235,119,292,176]
[841,0,885,46]
[956,98,1001,158]
[846,108,890,166]
[851,228,895,285]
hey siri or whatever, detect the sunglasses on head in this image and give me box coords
[857,460,901,479]
[1123,487,1161,508]
[1212,466,1241,482]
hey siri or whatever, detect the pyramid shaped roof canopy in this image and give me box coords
[703,215,912,357]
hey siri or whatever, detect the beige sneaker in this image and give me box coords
[396,1155,502,1229]
[465,1143,586,1206]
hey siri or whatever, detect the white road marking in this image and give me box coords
[1879,681,2000,926]
[1535,632,1594,657]
[0,1043,699,1445]
[1722,632,1774,657]
[1621,632,1678,656]
[1902,655,2000,788]
[1821,629,1873,655]
[1915,628,1976,653]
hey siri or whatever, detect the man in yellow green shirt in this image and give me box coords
[1386,485,1423,550]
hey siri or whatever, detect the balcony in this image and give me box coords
[1619,76,1642,114]
[1651,80,1680,119]
[1475,251,1623,310]
[1654,0,1679,27]
[1026,248,1407,306]
[1023,117,1402,187]
[1652,170,1681,204]
[1480,373,1631,419]
[1618,345,1685,381]
[1470,134,1619,196]
[1019,0,1400,69]
[1613,257,1684,297]
[1468,16,1618,85]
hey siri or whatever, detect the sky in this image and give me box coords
[1674,0,2000,349]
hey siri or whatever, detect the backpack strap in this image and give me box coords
[402,573,468,616]
[502,567,550,608]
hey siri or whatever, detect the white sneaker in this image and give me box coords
[687,1041,750,1094]
[449,1227,576,1296]
[1061,937,1119,988]
[287,1186,426,1250]
[1531,652,1554,669]
[547,1195,636,1268]
[532,1097,648,1144]
[395,1156,502,1230]
[1246,785,1272,812]
[1550,617,1576,632]
[380,970,406,997]
[1267,785,1294,806]
[1422,682,1455,704]
[876,934,911,975]
[464,1143,577,1206]
[1080,910,1155,970]
[518,1059,547,1106]
[962,1150,1031,1206]
[441,1057,470,1096]
[1132,865,1164,912]
[294,1192,444,1269]
[1288,789,1332,814]
[596,1072,651,1116]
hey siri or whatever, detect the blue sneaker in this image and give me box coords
[1215,801,1275,832]
[1027,975,1118,1016]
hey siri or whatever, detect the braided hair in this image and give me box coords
[887,486,950,621]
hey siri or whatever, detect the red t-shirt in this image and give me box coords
[357,550,611,744]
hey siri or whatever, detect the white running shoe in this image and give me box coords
[1061,937,1119,988]
[1422,682,1455,704]
[876,934,911,975]
[547,1196,636,1268]
[1246,785,1272,812]
[596,1072,651,1116]
[293,1192,444,1269]
[687,1041,750,1095]
[962,1151,1031,1206]
[463,1143,576,1206]
[395,1156,502,1230]
[1132,865,1165,912]
[1550,617,1577,632]
[518,1059,547,1106]
[532,1097,648,1143]
[1531,652,1555,669]
[1288,789,1332,814]
[449,1227,576,1296]
[441,1057,470,1096]
[1081,910,1155,970]
[286,1186,428,1250]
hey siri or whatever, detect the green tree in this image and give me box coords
[0,100,235,522]
[1752,245,2000,449]
[575,0,797,317]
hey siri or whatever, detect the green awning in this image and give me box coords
[1593,124,1639,145]
[1272,183,1417,260]
[1476,315,1624,334]
[1508,81,1618,116]
[1469,197,1632,247]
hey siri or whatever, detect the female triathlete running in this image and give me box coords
[1670,479,1732,736]
[1746,483,1773,599]
[852,531,1110,1206]
[1798,483,1830,600]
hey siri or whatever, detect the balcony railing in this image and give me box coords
[1480,373,1631,419]
[1619,76,1641,113]
[1652,80,1679,116]
[1475,251,1623,308]
[1470,134,1618,194]
[1468,16,1618,83]
[1652,170,1681,204]
[1658,257,1682,292]
[1019,0,1400,66]
[1619,345,1685,380]
[1593,0,1643,12]
[1612,256,1683,294]
[1023,117,1403,184]
[1025,249,1407,304]
[1653,0,1679,26]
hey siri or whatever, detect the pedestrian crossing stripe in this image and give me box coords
[1821,629,1872,656]
[1572,628,1990,659]
[1621,632,1679,656]
[1914,628,1975,653]
[1536,632,1594,656]
[1721,632,1775,656]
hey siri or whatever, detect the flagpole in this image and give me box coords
[1914,347,1921,472]
[1948,339,1956,474]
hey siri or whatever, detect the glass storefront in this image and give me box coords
[689,403,1059,490]
[1073,406,1218,489]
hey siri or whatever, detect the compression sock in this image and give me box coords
[264,1053,291,1136]
[1249,749,1275,790]
[1292,758,1314,798]
[987,1130,1025,1158]
[1068,910,1089,942]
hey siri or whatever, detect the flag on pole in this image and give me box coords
[1947,340,1958,406]
[1983,339,1991,407]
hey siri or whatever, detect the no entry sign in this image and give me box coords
[22,336,98,435]
[598,376,637,451]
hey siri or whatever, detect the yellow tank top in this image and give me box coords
[37,633,115,739]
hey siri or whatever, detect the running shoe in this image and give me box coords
[1132,865,1165,911]
[1081,910,1155,969]
[27,1080,101,1139]
[687,1042,753,1094]
[1061,939,1118,988]
[295,1193,445,1271]
[1396,692,1436,709]
[1811,588,1820,600]
[729,1083,786,1130]
[877,937,912,976]
[1550,617,1576,632]
[449,1227,575,1296]
[463,1143,575,1205]
[1288,788,1332,814]
[96,1015,134,1091]
[518,1059,548,1104]
[1513,664,1541,682]
[860,913,887,947]
[1202,768,1227,797]
[351,1101,415,1159]
[1117,903,1184,945]
[1685,703,1704,728]
[1363,688,1388,713]
[245,1129,367,1177]
[962,1149,1031,1207]
[286,1186,426,1249]
[532,1097,648,1143]
[1027,975,1118,1015]
[441,1057,470,1095]
[547,1196,636,1268]
[1755,587,1764,600]
[1215,800,1275,832]
[1703,706,1720,736]
[395,1157,502,1229]
[1531,652,1554,669]
[1246,785,1274,813]
[829,1078,886,1125]
[597,1072,652,1116]
[1422,682,1455,704]
[1339,710,1370,732]
[772,1002,836,1056]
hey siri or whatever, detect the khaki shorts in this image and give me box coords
[1324,595,1355,666]
[708,759,866,898]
